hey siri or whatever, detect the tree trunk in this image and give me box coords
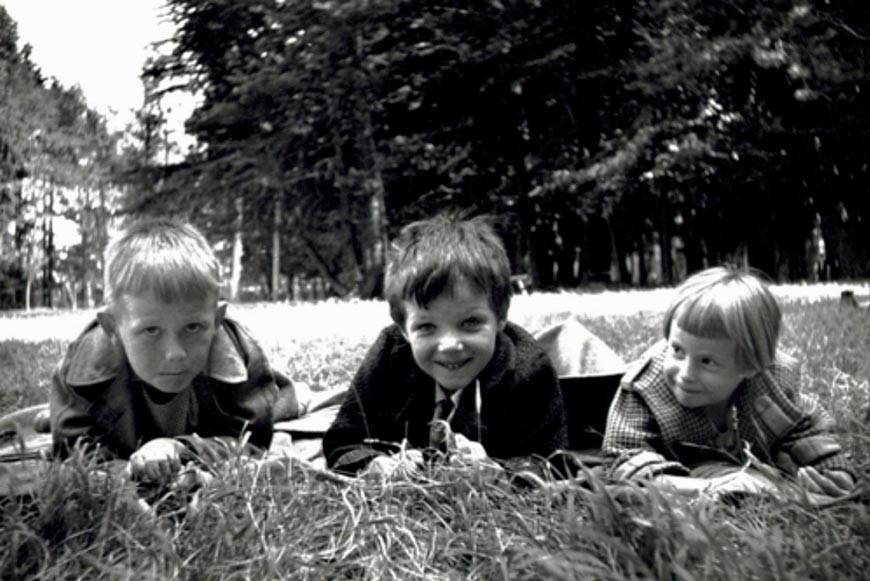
[228,196,244,301]
[271,193,283,302]
[43,185,55,307]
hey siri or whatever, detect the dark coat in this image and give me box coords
[322,322,567,473]
[50,317,287,459]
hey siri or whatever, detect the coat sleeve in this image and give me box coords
[749,358,852,477]
[49,350,109,459]
[495,352,567,460]
[211,321,279,452]
[602,385,689,480]
[321,328,399,474]
[759,391,853,476]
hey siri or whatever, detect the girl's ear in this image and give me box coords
[96,310,116,336]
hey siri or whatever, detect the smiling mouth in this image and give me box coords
[438,360,471,370]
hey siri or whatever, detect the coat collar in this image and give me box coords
[65,319,248,386]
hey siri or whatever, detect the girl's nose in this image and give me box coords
[678,359,697,381]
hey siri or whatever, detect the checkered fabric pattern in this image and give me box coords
[603,341,852,481]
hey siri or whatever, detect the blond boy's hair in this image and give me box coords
[104,217,221,307]
[662,266,781,372]
[384,213,512,328]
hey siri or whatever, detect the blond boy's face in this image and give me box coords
[400,278,506,392]
[101,291,223,394]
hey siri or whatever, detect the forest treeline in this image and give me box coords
[1,1,868,308]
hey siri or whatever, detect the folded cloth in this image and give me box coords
[533,315,627,451]
[533,315,626,378]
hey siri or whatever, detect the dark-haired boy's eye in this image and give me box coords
[463,317,482,328]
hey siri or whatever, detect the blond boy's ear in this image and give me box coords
[214,300,227,328]
[96,310,116,336]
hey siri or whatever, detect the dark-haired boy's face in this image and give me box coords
[400,279,506,392]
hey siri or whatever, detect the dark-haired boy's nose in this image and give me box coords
[437,331,464,352]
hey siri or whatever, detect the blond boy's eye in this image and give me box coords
[143,327,161,337]
[185,323,205,333]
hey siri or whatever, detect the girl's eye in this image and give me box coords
[702,358,719,368]
[414,323,435,333]
[143,327,161,337]
[670,344,684,356]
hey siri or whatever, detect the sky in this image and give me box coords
[2,0,194,136]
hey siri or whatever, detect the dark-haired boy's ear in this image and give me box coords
[498,318,508,332]
[214,301,227,327]
[97,310,116,336]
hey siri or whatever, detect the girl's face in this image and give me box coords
[663,323,755,412]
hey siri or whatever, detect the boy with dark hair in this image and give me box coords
[323,213,567,476]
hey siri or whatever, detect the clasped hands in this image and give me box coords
[363,432,499,479]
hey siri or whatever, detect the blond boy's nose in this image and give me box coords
[164,336,187,361]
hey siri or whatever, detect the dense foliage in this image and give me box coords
[2,2,869,307]
[140,0,870,296]
[0,7,119,310]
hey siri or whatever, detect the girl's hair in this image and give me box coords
[104,217,221,307]
[662,266,780,372]
[384,213,512,327]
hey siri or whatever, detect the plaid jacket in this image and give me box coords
[602,341,852,480]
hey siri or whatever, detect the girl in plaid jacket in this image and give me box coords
[602,266,855,498]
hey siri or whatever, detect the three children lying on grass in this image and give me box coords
[42,214,856,499]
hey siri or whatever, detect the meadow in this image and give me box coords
[1,285,869,580]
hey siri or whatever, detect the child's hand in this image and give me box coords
[448,434,504,477]
[796,467,855,497]
[364,450,424,480]
[127,438,186,481]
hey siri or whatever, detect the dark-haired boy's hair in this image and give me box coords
[384,213,512,327]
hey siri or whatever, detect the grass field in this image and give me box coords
[1,286,869,580]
